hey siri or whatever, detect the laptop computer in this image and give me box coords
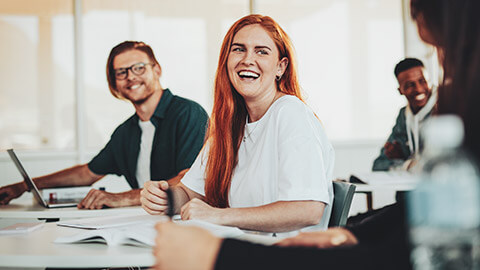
[7,149,82,208]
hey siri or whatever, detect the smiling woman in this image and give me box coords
[226,24,289,118]
[141,14,335,235]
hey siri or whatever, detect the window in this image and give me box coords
[256,0,405,141]
[81,0,249,149]
[0,0,249,153]
[0,0,75,150]
[0,0,426,153]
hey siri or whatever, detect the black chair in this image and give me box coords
[328,181,356,227]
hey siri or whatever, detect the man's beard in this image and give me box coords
[132,95,151,105]
[129,84,156,105]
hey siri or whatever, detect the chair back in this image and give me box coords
[328,181,356,227]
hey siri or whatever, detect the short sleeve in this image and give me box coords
[275,102,332,204]
[88,132,121,176]
[181,145,210,196]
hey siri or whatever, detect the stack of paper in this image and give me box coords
[54,214,244,247]
[56,213,165,229]
[54,223,157,247]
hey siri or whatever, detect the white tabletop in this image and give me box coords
[0,221,279,268]
[0,222,154,268]
[353,183,416,192]
[350,171,417,192]
[0,193,146,219]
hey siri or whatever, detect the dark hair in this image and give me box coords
[106,41,161,99]
[411,0,480,160]
[394,58,424,78]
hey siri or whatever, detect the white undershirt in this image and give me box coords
[136,119,156,188]
[182,95,334,233]
[405,87,438,157]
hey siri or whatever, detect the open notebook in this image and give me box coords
[54,218,244,247]
[56,213,165,229]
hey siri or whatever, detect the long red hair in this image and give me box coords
[204,14,304,208]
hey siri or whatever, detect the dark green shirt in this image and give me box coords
[372,107,411,171]
[88,89,209,189]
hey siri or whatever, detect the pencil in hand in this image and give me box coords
[165,187,175,220]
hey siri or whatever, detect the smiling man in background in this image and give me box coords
[372,58,436,171]
[0,41,209,209]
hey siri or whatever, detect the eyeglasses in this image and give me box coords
[114,62,154,80]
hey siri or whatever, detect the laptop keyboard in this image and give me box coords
[49,198,81,204]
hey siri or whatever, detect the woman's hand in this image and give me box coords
[153,221,222,270]
[275,227,358,249]
[140,181,169,215]
[180,198,225,224]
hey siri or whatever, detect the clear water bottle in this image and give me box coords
[407,115,480,270]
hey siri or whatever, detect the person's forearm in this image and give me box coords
[115,189,142,207]
[372,154,392,171]
[215,238,372,270]
[18,181,29,193]
[32,164,103,190]
[219,201,325,232]
[172,183,201,214]
[347,203,401,243]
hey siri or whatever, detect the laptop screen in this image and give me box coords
[7,149,48,207]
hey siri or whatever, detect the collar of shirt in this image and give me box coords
[152,88,173,119]
[404,86,438,154]
[132,88,174,127]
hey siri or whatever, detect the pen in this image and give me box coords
[165,187,175,220]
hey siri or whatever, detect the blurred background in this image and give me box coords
[0,0,437,213]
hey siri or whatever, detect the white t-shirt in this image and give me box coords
[181,95,335,231]
[136,119,156,188]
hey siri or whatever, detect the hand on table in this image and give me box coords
[275,227,358,249]
[180,198,224,224]
[0,182,28,205]
[77,189,124,209]
[141,180,169,215]
[153,221,222,270]
[384,141,407,160]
